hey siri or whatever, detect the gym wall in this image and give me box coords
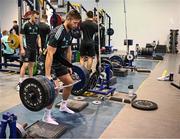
[0,0,179,52]
[71,0,180,52]
[0,0,18,32]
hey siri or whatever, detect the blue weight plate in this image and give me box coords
[72,64,90,96]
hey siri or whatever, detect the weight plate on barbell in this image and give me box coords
[19,77,50,111]
[37,76,55,106]
[43,77,56,105]
[71,63,90,96]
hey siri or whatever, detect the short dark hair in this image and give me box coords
[13,20,17,23]
[66,10,81,20]
[42,14,48,20]
[31,10,39,15]
[87,11,93,18]
[2,30,8,36]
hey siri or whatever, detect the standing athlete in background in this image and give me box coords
[39,14,51,50]
[17,11,42,91]
[80,11,98,72]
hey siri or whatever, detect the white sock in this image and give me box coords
[44,108,51,117]
[42,109,59,125]
[60,100,75,114]
[61,100,67,106]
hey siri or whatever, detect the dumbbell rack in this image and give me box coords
[169,29,179,54]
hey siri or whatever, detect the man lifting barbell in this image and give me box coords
[17,11,42,91]
[43,10,81,125]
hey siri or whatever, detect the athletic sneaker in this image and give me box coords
[59,104,75,114]
[157,75,170,81]
[16,82,21,91]
[42,115,59,125]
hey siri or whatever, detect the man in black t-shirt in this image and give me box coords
[43,10,81,125]
[16,11,42,90]
[80,11,98,71]
[10,20,19,35]
[39,14,51,50]
[93,15,105,62]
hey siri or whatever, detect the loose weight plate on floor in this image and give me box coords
[26,120,67,138]
[113,68,128,77]
[136,68,151,73]
[131,100,158,110]
[55,99,89,112]
[110,92,137,104]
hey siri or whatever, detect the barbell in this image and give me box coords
[19,75,81,112]
[19,63,89,111]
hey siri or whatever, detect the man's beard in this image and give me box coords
[67,23,72,30]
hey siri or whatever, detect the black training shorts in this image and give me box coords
[80,40,95,57]
[21,48,37,62]
[37,55,69,79]
[52,64,68,78]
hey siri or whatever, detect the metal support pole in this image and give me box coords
[107,15,111,46]
[123,0,129,54]
[18,0,22,33]
[33,0,36,10]
[96,0,101,69]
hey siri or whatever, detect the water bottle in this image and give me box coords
[169,72,174,81]
[128,85,134,97]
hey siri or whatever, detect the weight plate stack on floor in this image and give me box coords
[131,100,158,111]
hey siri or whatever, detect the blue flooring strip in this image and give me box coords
[0,97,124,138]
